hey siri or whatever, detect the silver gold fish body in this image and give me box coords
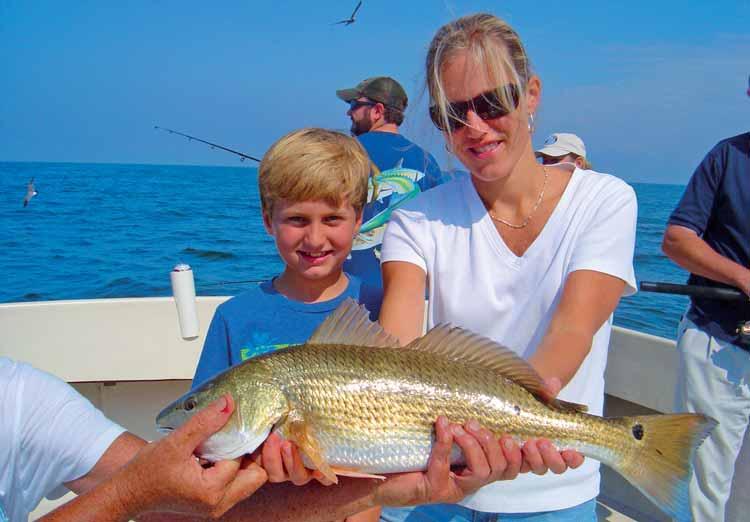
[157,299,716,521]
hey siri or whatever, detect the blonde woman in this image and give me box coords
[379,13,637,522]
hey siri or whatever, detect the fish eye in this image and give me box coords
[184,397,198,411]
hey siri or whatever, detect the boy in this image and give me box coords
[191,128,382,522]
[192,127,381,388]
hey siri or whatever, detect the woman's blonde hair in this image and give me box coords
[258,128,370,217]
[426,13,532,134]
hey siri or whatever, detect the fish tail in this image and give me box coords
[613,413,717,521]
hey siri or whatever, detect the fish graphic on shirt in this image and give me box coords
[353,159,424,252]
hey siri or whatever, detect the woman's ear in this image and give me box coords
[525,75,542,115]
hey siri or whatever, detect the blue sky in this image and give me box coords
[1,1,748,184]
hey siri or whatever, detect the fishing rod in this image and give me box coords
[154,126,262,163]
[640,281,747,301]
[640,281,750,343]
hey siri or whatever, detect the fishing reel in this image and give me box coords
[640,282,750,347]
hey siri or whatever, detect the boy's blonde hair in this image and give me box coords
[259,128,370,217]
[426,13,531,137]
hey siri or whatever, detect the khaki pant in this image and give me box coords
[675,316,750,522]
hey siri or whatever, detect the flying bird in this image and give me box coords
[333,1,362,26]
[23,178,38,208]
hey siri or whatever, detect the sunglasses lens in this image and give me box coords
[429,105,464,132]
[476,85,520,120]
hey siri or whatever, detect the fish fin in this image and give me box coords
[286,417,338,484]
[404,325,587,413]
[307,298,401,348]
[329,467,386,480]
[394,158,404,169]
[612,413,717,522]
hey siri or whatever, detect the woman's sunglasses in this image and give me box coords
[429,84,520,132]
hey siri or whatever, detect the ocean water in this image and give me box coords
[0,161,690,340]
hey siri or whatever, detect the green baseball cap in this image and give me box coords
[336,76,408,111]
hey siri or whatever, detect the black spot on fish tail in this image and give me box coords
[632,423,644,440]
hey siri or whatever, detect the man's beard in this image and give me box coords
[350,114,373,136]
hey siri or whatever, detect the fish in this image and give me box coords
[157,299,716,521]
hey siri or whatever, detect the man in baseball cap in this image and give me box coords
[535,132,592,170]
[334,76,444,291]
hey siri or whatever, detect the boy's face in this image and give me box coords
[263,198,362,283]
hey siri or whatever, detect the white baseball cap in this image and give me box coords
[535,133,586,158]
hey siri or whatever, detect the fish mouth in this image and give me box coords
[157,426,175,434]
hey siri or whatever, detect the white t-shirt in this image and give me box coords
[0,357,126,522]
[381,169,637,513]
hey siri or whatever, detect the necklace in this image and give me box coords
[488,167,549,229]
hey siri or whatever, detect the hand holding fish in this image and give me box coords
[120,394,267,517]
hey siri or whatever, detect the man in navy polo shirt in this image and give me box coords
[662,84,750,521]
[336,77,444,288]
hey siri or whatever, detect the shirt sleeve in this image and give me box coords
[567,180,638,296]
[667,144,723,236]
[18,363,125,496]
[381,208,431,274]
[192,309,231,388]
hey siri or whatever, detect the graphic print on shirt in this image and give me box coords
[352,158,425,258]
[239,332,294,361]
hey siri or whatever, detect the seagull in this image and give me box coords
[23,177,38,207]
[333,1,362,26]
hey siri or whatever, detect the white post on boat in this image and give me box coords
[170,263,199,339]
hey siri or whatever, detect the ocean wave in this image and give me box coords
[181,247,237,260]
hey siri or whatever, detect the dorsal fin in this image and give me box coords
[404,325,587,413]
[307,298,401,348]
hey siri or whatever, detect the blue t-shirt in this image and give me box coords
[344,131,444,288]
[668,132,750,345]
[191,275,382,387]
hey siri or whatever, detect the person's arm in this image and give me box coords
[528,178,636,388]
[527,270,626,386]
[64,431,147,494]
[662,224,750,296]
[379,261,426,344]
[40,396,267,522]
